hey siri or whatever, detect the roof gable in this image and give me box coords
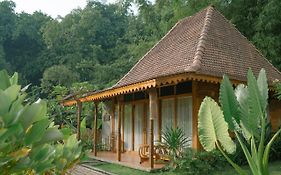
[114,6,281,88]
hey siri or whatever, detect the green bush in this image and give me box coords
[173,149,228,175]
[269,129,281,161]
[0,70,82,174]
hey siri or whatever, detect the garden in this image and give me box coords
[1,0,281,174]
[1,68,281,175]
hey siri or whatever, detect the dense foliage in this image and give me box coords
[198,69,281,175]
[173,149,228,175]
[0,70,82,174]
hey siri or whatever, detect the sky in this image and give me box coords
[12,0,117,18]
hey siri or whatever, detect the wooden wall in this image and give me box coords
[269,98,281,131]
[192,81,220,149]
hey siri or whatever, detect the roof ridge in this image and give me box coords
[187,6,214,72]
[113,19,183,88]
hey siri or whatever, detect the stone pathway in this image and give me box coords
[70,165,105,175]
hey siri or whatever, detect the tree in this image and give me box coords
[253,0,281,70]
[41,65,79,94]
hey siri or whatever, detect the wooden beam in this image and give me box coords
[192,81,200,149]
[76,101,82,140]
[132,104,135,151]
[62,73,249,107]
[148,88,158,169]
[93,102,99,156]
[117,97,122,161]
[62,79,156,106]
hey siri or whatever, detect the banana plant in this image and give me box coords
[198,69,281,175]
[0,70,82,174]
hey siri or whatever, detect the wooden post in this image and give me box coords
[117,96,123,161]
[76,100,82,140]
[148,88,158,169]
[174,85,177,128]
[111,98,116,152]
[143,103,147,144]
[192,81,200,149]
[122,104,125,152]
[174,96,177,128]
[132,104,135,151]
[111,98,115,134]
[93,101,99,156]
[157,99,161,142]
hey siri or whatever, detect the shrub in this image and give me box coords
[269,128,281,161]
[162,126,190,167]
[0,70,82,174]
[173,149,228,175]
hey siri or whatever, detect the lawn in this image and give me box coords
[83,160,281,175]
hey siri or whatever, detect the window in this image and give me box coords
[176,81,192,94]
[160,85,174,96]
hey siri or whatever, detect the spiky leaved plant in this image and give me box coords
[162,127,190,162]
[198,69,281,175]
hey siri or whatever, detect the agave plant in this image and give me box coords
[198,69,281,175]
[0,70,82,174]
[162,127,190,159]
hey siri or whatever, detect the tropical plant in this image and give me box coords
[0,70,82,174]
[198,68,281,175]
[162,126,190,165]
[275,81,281,100]
[174,149,228,175]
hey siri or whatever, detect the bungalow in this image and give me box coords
[62,6,281,171]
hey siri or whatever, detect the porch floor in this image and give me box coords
[89,151,166,172]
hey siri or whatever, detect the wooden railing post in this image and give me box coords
[76,100,82,140]
[93,101,99,156]
[148,88,158,169]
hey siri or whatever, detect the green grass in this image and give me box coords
[84,161,281,175]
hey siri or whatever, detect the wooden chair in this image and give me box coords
[139,144,149,164]
[138,144,170,164]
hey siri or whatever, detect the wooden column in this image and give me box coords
[93,102,99,156]
[122,104,125,152]
[192,81,200,149]
[174,96,177,128]
[148,88,158,169]
[132,104,135,151]
[111,98,115,134]
[111,98,116,152]
[157,99,161,142]
[143,103,147,144]
[117,96,123,161]
[173,85,177,128]
[76,100,82,140]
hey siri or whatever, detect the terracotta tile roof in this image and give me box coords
[113,6,281,88]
